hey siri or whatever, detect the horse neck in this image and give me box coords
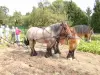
[71,27,78,38]
[50,24,62,35]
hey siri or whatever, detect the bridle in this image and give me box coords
[58,23,72,39]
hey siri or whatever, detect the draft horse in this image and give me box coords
[53,25,94,59]
[24,22,73,58]
[73,25,93,42]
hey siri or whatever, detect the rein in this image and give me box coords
[57,24,69,39]
[34,24,68,41]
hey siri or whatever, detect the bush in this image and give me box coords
[78,40,100,55]
[77,34,100,55]
[91,34,100,41]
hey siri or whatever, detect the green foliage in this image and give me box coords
[1,0,100,32]
[86,7,92,26]
[0,0,90,28]
[91,0,100,32]
[64,1,88,26]
[78,34,100,55]
[91,34,100,41]
[22,15,30,27]
[29,8,66,27]
[7,11,23,26]
[0,6,9,24]
[0,6,9,15]
[52,0,64,14]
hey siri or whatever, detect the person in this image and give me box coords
[5,25,10,41]
[11,26,15,44]
[0,26,4,43]
[15,27,21,45]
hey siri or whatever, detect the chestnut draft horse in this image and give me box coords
[67,25,93,59]
[53,25,93,59]
[74,25,93,42]
[24,22,73,58]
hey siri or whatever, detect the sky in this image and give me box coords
[0,0,95,15]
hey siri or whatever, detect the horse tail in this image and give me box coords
[24,38,29,45]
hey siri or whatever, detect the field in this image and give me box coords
[0,34,100,75]
[0,43,100,75]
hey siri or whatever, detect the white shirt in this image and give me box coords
[0,27,3,37]
[5,27,10,36]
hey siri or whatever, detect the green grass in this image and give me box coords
[78,37,100,55]
[91,34,100,41]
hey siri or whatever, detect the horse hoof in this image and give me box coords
[67,55,71,59]
[45,54,51,58]
[67,57,75,60]
[53,54,60,58]
[72,56,75,59]
[30,52,37,56]
[54,51,61,54]
[45,54,49,58]
[68,58,73,61]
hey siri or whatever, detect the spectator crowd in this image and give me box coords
[0,25,21,46]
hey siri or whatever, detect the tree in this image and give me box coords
[0,6,9,24]
[7,11,23,26]
[38,2,44,8]
[51,0,64,14]
[0,8,5,24]
[91,0,100,32]
[43,0,51,7]
[13,11,23,26]
[86,7,92,26]
[29,8,66,27]
[64,1,88,26]
[0,6,9,15]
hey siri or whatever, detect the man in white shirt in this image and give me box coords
[11,26,15,44]
[0,26,4,43]
[5,25,10,40]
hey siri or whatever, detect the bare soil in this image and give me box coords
[0,43,100,75]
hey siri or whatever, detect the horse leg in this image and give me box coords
[29,40,37,56]
[67,38,80,59]
[45,46,52,58]
[45,41,55,58]
[53,42,61,54]
[67,49,75,59]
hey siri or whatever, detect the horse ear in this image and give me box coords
[60,22,64,27]
[71,27,76,33]
[61,21,64,25]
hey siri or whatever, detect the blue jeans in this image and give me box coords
[15,35,20,45]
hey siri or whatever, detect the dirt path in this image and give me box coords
[0,43,100,75]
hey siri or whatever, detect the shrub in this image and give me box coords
[78,40,100,55]
[91,34,100,41]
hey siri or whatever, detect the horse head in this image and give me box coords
[86,27,94,42]
[60,22,73,39]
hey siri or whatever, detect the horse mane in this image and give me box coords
[73,25,93,34]
[49,23,61,32]
[70,27,77,36]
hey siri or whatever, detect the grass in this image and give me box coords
[78,40,100,55]
[91,34,100,41]
[77,34,100,55]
